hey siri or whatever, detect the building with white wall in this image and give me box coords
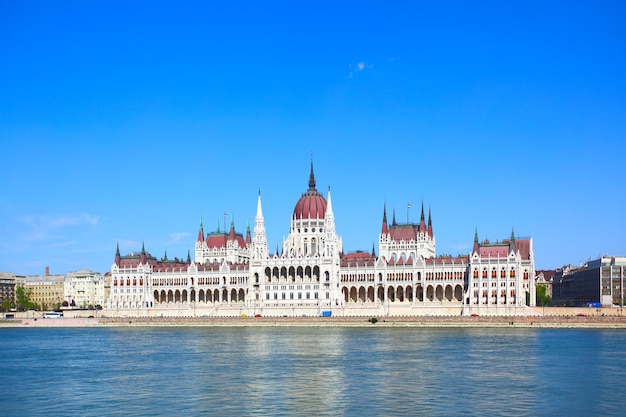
[64,269,105,308]
[106,163,535,317]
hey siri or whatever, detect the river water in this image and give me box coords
[1,327,625,416]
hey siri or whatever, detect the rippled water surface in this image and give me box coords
[1,327,626,416]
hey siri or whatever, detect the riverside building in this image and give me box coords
[105,164,536,317]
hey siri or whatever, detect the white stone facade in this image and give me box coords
[64,269,106,308]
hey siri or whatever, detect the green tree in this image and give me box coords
[15,286,32,311]
[1,299,13,312]
[536,285,552,306]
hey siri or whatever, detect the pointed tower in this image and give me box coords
[392,208,397,226]
[419,201,426,233]
[252,191,268,260]
[115,242,121,266]
[324,186,336,235]
[187,249,191,264]
[427,207,433,238]
[321,186,341,258]
[197,216,205,243]
[163,250,168,261]
[473,228,480,254]
[228,215,236,241]
[140,241,146,264]
[245,220,251,246]
[308,159,316,190]
[509,227,516,254]
[381,204,388,235]
[371,242,377,258]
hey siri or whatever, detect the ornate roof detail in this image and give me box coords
[293,161,326,220]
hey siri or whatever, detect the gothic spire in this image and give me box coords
[308,160,316,190]
[115,242,121,266]
[197,215,205,242]
[427,206,433,237]
[253,191,268,260]
[473,227,480,254]
[381,203,388,235]
[229,214,236,240]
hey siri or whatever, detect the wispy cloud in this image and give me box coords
[348,61,372,78]
[16,213,101,242]
[168,232,191,245]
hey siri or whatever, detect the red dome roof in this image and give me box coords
[293,189,326,220]
[293,162,327,220]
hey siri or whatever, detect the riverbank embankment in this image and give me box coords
[3,315,626,329]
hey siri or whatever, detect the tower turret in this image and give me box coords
[381,204,388,235]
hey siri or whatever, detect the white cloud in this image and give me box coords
[348,61,371,78]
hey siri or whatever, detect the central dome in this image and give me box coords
[293,163,327,220]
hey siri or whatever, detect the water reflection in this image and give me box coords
[1,327,626,416]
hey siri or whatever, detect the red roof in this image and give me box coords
[340,251,376,267]
[479,245,509,259]
[206,233,247,249]
[293,190,326,220]
[515,239,532,260]
[477,238,531,260]
[425,255,469,265]
[388,224,426,241]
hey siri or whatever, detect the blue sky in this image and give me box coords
[1,1,624,275]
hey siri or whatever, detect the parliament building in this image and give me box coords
[105,163,536,317]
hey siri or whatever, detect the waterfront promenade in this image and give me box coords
[3,314,626,329]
